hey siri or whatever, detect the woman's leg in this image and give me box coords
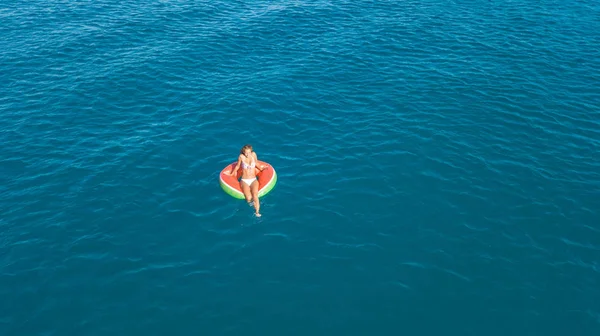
[240,180,253,204]
[250,180,261,216]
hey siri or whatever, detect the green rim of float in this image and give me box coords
[258,169,277,197]
[219,163,277,200]
[219,178,245,199]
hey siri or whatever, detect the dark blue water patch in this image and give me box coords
[2,0,600,335]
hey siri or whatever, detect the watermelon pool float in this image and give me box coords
[219,160,277,199]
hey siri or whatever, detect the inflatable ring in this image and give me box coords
[219,160,277,199]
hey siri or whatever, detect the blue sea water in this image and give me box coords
[1,0,600,334]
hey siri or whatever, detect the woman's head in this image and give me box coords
[240,144,253,156]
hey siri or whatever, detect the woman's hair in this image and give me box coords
[240,144,253,154]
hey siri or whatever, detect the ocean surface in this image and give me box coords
[1,0,599,335]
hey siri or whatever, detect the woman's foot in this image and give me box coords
[255,212,261,217]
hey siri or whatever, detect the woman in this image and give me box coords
[225,144,268,217]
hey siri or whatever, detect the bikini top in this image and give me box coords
[241,157,255,169]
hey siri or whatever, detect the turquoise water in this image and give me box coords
[1,0,600,334]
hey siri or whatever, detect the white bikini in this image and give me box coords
[240,157,257,186]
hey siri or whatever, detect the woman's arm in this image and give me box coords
[228,155,242,175]
[254,152,268,171]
